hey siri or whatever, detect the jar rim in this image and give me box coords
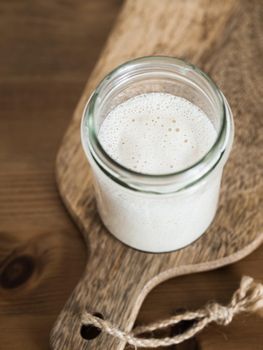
[81,56,233,193]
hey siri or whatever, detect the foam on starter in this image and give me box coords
[98,93,216,174]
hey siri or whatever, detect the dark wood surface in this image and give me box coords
[0,1,262,349]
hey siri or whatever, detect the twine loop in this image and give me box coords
[81,276,263,348]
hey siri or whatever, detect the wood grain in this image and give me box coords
[1,1,263,350]
[51,0,263,349]
[0,0,120,349]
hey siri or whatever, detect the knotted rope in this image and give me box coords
[81,276,263,348]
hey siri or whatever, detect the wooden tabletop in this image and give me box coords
[0,1,262,349]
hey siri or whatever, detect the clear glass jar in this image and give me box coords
[81,56,234,253]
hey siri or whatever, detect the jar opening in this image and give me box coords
[81,56,233,193]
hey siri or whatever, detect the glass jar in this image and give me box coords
[81,56,234,253]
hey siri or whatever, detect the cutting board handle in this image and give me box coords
[50,242,158,349]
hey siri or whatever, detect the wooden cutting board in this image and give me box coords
[50,0,263,349]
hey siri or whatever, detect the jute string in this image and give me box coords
[81,276,263,348]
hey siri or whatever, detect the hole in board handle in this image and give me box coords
[80,312,104,340]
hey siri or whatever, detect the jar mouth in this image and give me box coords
[81,56,233,193]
